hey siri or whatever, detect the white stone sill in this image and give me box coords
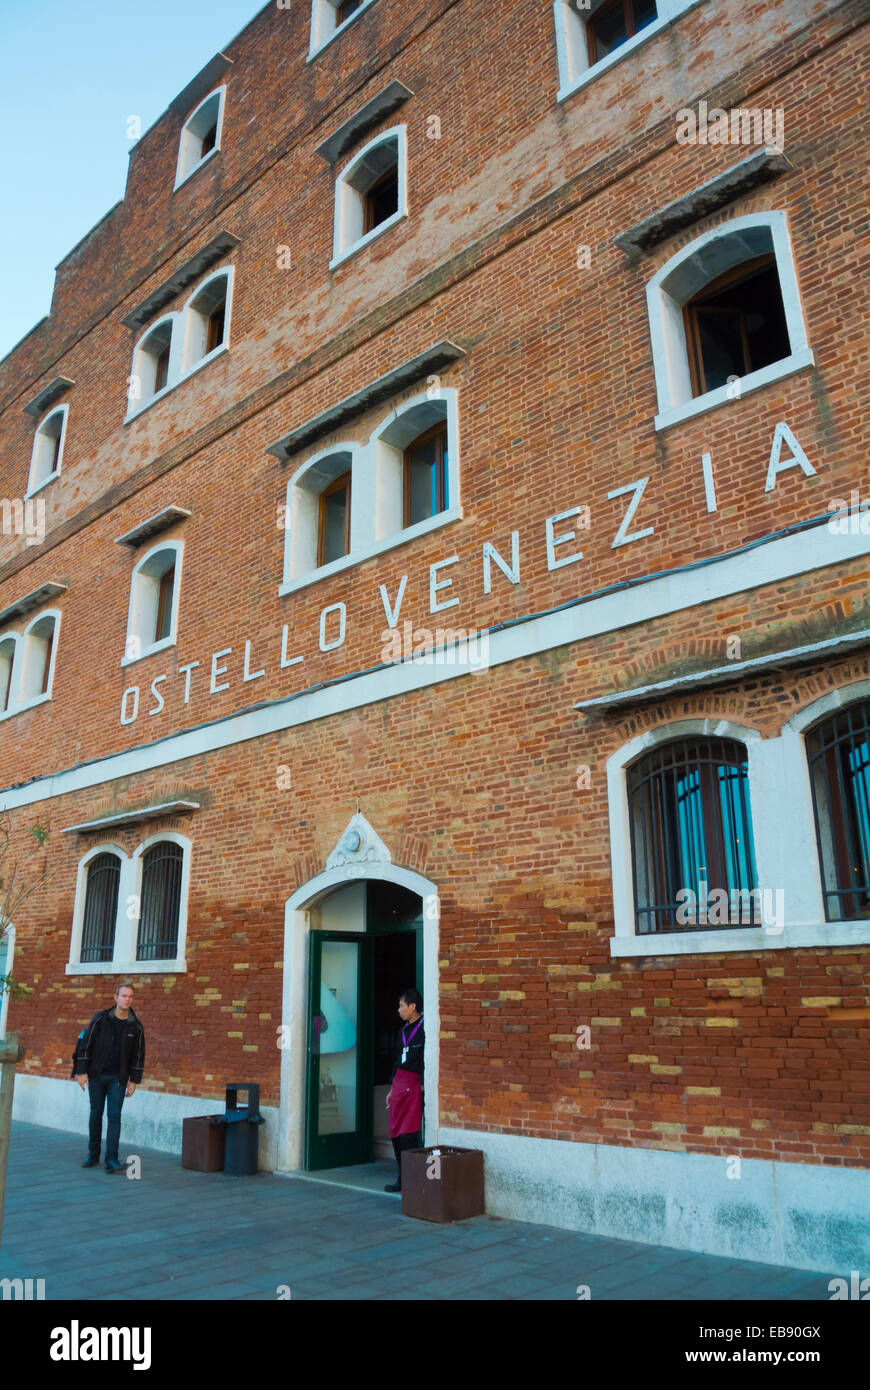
[121,636,176,670]
[173,145,220,193]
[329,210,407,271]
[123,342,229,425]
[24,471,59,501]
[654,350,815,432]
[279,506,463,597]
[610,922,870,957]
[556,0,705,104]
[66,960,186,976]
[0,692,50,723]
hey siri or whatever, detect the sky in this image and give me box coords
[0,0,263,362]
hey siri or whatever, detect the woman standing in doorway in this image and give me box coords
[384,988,424,1193]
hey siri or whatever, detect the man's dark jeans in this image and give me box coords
[88,1074,125,1163]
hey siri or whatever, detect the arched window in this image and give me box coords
[646,213,813,430]
[310,0,373,57]
[176,88,225,188]
[138,841,184,961]
[124,542,181,662]
[80,853,122,963]
[284,447,357,584]
[369,391,459,544]
[806,700,870,922]
[628,736,757,934]
[19,611,58,703]
[0,636,17,713]
[130,317,176,413]
[332,128,406,266]
[403,421,448,527]
[27,405,68,495]
[182,270,231,372]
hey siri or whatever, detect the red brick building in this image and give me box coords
[1,0,868,1270]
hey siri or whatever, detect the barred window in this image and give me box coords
[806,701,870,922]
[628,737,758,934]
[80,854,121,964]
[137,842,183,961]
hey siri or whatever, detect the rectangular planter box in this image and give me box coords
[401,1145,485,1223]
[181,1114,226,1172]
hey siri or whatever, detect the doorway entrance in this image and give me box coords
[304,880,423,1171]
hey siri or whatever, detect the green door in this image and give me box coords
[305,931,373,1170]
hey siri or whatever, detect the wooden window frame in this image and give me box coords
[683,253,778,398]
[363,165,399,235]
[317,472,352,568]
[586,0,655,66]
[206,301,226,354]
[200,122,218,158]
[403,422,448,529]
[154,342,171,394]
[155,566,175,643]
[336,0,362,24]
[39,624,55,696]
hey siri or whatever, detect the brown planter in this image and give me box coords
[181,1115,226,1172]
[401,1145,485,1222]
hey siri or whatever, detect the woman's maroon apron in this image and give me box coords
[388,1068,422,1138]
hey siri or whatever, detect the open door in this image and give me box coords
[305,931,373,1170]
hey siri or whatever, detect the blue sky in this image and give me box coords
[0,0,263,362]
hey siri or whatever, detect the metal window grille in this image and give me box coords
[628,737,758,934]
[80,853,121,963]
[806,700,870,922]
[137,842,183,961]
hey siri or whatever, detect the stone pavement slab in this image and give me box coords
[0,1120,835,1302]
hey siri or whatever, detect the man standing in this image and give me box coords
[73,983,145,1173]
[384,988,424,1193]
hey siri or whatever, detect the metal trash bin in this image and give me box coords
[182,1114,225,1172]
[217,1083,265,1176]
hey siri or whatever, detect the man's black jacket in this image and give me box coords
[72,1007,145,1087]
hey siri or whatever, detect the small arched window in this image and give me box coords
[138,841,184,961]
[182,270,231,372]
[80,853,122,964]
[647,213,812,430]
[404,421,448,528]
[806,700,870,922]
[27,406,68,495]
[20,612,58,703]
[176,88,225,188]
[310,0,373,56]
[332,129,406,266]
[130,318,176,413]
[125,542,181,662]
[628,736,757,934]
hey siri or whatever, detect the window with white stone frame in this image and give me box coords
[0,614,61,721]
[331,128,406,268]
[309,0,376,59]
[181,269,232,373]
[126,267,234,421]
[608,697,870,958]
[68,835,190,976]
[17,610,60,709]
[123,541,182,665]
[646,212,813,431]
[553,0,702,101]
[175,87,225,189]
[280,389,461,596]
[26,404,68,497]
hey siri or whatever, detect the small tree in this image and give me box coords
[0,815,53,1024]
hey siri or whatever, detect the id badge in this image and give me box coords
[401,1048,408,1064]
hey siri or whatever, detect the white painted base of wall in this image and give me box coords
[12,1075,279,1170]
[438,1126,870,1276]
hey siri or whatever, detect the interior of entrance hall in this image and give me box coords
[306,879,423,1170]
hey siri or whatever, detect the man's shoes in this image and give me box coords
[81,1156,100,1168]
[104,1158,122,1173]
[383,1179,401,1193]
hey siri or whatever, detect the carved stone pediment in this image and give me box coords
[325,813,392,870]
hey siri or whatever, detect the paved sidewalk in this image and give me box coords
[0,1121,833,1301]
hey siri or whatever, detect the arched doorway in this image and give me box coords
[277,860,438,1174]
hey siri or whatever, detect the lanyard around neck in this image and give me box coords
[402,1016,423,1047]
